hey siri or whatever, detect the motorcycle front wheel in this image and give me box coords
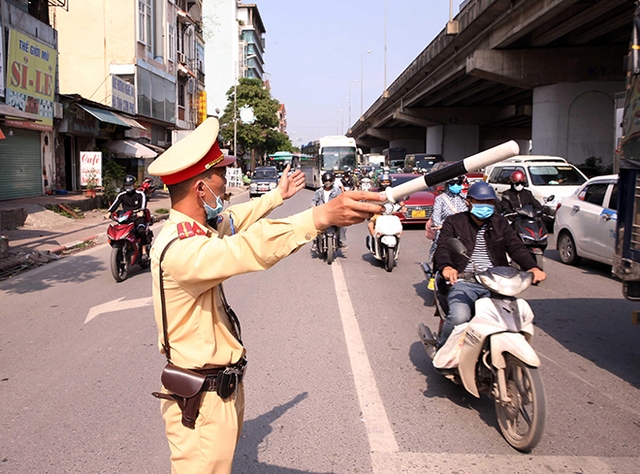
[495,354,546,452]
[110,246,129,282]
[384,247,394,272]
[326,236,335,265]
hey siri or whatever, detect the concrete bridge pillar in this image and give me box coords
[426,126,443,155]
[442,125,479,161]
[388,139,424,154]
[532,81,623,166]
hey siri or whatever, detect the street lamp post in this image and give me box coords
[348,79,357,131]
[360,50,372,117]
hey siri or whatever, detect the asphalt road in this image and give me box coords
[1,189,639,473]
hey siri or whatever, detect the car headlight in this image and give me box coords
[269,182,277,189]
[250,183,257,190]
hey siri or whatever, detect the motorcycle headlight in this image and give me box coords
[476,266,533,296]
[381,235,397,246]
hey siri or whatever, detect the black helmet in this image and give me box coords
[124,175,136,193]
[466,181,497,200]
[322,172,335,184]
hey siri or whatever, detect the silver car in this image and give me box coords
[553,174,618,266]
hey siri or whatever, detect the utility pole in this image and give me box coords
[361,50,372,116]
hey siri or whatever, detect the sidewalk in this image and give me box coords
[0,186,247,278]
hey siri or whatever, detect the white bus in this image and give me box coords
[300,136,358,189]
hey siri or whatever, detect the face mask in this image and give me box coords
[449,184,463,194]
[470,203,495,220]
[201,182,224,225]
[514,184,524,192]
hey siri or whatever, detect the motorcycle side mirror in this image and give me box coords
[545,195,555,202]
[446,237,468,257]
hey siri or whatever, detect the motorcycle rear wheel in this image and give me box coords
[495,354,546,452]
[326,236,335,265]
[384,247,395,272]
[110,246,129,282]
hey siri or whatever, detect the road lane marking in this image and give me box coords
[330,259,399,457]
[85,296,152,324]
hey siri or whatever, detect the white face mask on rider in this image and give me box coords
[514,184,524,192]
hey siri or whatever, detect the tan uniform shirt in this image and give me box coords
[151,189,317,369]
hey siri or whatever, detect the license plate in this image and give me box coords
[411,210,426,218]
[258,186,268,191]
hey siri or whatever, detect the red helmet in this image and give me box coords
[510,170,526,184]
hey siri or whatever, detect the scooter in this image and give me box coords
[107,209,154,282]
[417,237,546,452]
[503,200,552,270]
[359,177,372,192]
[137,177,157,199]
[314,225,339,265]
[366,203,403,272]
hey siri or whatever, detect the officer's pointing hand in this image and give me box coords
[277,164,306,200]
[313,191,385,230]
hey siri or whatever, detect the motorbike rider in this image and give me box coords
[499,170,542,215]
[311,171,347,249]
[367,173,392,239]
[341,168,356,191]
[366,174,406,245]
[426,176,469,269]
[107,174,151,255]
[433,181,546,347]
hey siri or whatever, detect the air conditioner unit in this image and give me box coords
[178,52,187,64]
[53,102,64,119]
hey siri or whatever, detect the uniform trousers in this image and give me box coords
[161,383,245,474]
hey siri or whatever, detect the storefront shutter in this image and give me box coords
[0,129,41,201]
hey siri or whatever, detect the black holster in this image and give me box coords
[152,363,207,429]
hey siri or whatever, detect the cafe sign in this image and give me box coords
[80,151,102,187]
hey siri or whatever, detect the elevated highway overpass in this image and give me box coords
[349,0,633,167]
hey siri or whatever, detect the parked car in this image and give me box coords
[387,173,437,225]
[249,166,279,198]
[484,155,588,223]
[553,174,618,267]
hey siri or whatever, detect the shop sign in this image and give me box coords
[111,75,136,114]
[80,151,102,186]
[5,29,57,130]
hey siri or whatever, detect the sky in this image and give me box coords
[255,0,463,146]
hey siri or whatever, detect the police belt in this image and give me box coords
[195,361,246,392]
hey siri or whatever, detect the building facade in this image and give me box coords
[0,0,58,201]
[203,0,266,114]
[50,0,205,191]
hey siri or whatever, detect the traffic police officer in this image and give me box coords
[148,117,384,474]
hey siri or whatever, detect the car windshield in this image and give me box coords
[528,166,586,186]
[254,169,278,179]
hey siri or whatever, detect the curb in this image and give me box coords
[51,235,98,255]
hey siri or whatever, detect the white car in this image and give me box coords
[553,174,618,266]
[484,156,588,221]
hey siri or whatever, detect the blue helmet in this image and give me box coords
[466,181,497,200]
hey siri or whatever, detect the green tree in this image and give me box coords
[219,78,293,159]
